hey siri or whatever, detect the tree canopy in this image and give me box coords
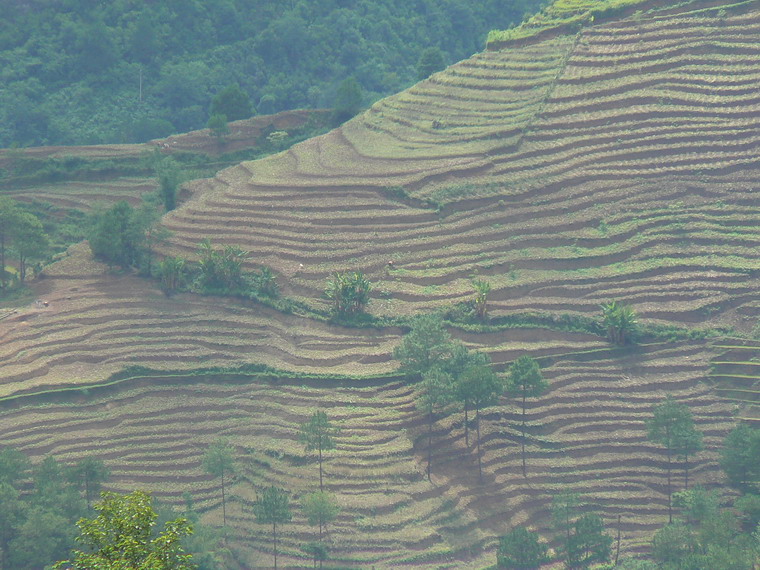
[0,0,544,147]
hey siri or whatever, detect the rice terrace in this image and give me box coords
[1,0,759,567]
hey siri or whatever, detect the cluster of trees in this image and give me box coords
[1,0,543,147]
[496,415,760,569]
[0,449,109,569]
[200,411,342,568]
[0,197,48,289]
[394,313,548,482]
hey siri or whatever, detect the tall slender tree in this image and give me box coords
[506,355,548,477]
[647,396,694,523]
[252,486,291,570]
[67,457,109,509]
[202,439,236,528]
[457,363,503,482]
[418,367,455,481]
[300,411,340,491]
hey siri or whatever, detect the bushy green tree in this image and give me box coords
[497,526,548,569]
[159,256,187,294]
[472,279,491,321]
[566,513,612,567]
[720,423,760,492]
[506,355,548,477]
[195,239,248,292]
[252,486,291,570]
[209,84,253,121]
[417,46,446,80]
[156,156,183,212]
[393,313,455,377]
[302,491,339,544]
[88,201,147,268]
[12,211,48,281]
[53,490,195,570]
[300,411,340,491]
[0,197,19,288]
[332,77,362,124]
[207,114,230,141]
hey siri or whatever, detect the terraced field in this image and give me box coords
[0,339,734,567]
[0,0,758,566]
[158,3,760,332]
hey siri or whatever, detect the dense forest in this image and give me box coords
[0,0,542,147]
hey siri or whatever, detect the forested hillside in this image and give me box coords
[0,0,541,147]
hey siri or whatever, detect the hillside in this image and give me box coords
[1,0,759,567]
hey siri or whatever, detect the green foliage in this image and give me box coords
[324,270,371,318]
[88,201,149,268]
[417,46,446,80]
[195,239,248,293]
[0,198,48,288]
[156,157,183,212]
[54,490,195,570]
[601,300,639,345]
[160,256,187,294]
[497,526,548,568]
[566,513,612,568]
[209,84,253,121]
[252,486,291,569]
[647,396,700,522]
[506,355,548,476]
[720,423,760,492]
[393,313,455,377]
[67,457,110,508]
[300,411,340,491]
[0,2,540,146]
[202,439,235,528]
[249,266,279,298]
[302,491,340,548]
[332,77,363,124]
[472,279,491,321]
[207,114,230,141]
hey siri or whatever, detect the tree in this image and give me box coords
[457,362,503,482]
[0,482,25,570]
[67,457,110,508]
[647,396,695,522]
[506,355,548,477]
[300,410,340,491]
[207,113,230,142]
[0,447,31,486]
[601,300,638,345]
[7,507,72,570]
[202,439,235,528]
[156,156,183,212]
[472,279,491,321]
[449,344,490,447]
[302,491,339,567]
[394,313,455,377]
[252,486,291,570]
[53,490,195,570]
[303,541,328,569]
[720,423,760,492]
[417,46,446,80]
[195,239,248,292]
[418,367,455,481]
[496,526,548,569]
[9,210,47,283]
[324,270,371,318]
[160,256,187,294]
[209,84,252,121]
[332,76,362,124]
[566,513,612,568]
[88,201,147,268]
[674,420,703,490]
[552,492,581,559]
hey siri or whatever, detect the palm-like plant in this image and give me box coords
[473,279,491,321]
[600,300,638,345]
[325,270,371,316]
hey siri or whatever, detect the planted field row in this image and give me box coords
[709,338,760,422]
